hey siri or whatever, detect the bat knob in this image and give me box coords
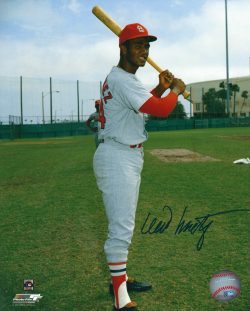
[183,90,190,99]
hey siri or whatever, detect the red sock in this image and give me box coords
[109,262,130,308]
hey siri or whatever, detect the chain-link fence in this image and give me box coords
[1,75,250,139]
[0,76,101,125]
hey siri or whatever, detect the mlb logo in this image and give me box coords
[23,279,34,291]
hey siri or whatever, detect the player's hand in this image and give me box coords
[170,78,186,95]
[158,70,174,90]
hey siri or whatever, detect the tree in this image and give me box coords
[202,88,226,117]
[219,81,225,89]
[217,81,227,105]
[217,89,227,105]
[168,102,187,119]
[240,90,248,114]
[230,83,240,115]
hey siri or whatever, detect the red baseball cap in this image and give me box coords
[119,23,157,45]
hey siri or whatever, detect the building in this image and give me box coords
[187,76,250,117]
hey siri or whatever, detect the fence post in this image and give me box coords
[77,80,80,123]
[189,86,192,118]
[20,76,23,125]
[50,77,53,124]
[202,87,205,118]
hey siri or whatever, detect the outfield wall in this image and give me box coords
[0,122,90,139]
[146,117,250,131]
[1,117,250,139]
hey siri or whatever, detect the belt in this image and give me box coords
[98,139,143,149]
[129,143,143,148]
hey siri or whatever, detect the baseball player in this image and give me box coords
[93,23,186,310]
[86,100,101,148]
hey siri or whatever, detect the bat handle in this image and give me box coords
[147,57,163,73]
[147,57,190,100]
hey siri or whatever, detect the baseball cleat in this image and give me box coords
[113,301,138,310]
[110,277,152,295]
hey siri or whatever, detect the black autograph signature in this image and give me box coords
[141,205,250,251]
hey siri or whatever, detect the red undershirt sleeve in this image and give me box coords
[139,91,178,118]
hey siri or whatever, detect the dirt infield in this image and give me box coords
[149,149,219,163]
[218,135,250,141]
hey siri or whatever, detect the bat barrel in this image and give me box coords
[92,6,122,36]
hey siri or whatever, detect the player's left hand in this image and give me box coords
[170,78,186,95]
[158,70,174,90]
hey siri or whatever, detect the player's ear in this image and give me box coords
[120,44,128,56]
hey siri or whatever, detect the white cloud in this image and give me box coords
[67,0,82,14]
[1,0,249,118]
[0,0,249,84]
[171,0,183,6]
[148,0,250,83]
[0,0,62,31]
[0,35,119,81]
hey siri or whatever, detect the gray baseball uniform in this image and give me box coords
[93,66,154,263]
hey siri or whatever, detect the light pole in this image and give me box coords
[42,91,60,124]
[81,99,83,121]
[225,0,230,115]
[249,56,250,76]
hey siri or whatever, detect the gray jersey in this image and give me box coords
[99,66,152,145]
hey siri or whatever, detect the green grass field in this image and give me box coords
[0,127,249,311]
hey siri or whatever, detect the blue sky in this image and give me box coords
[0,0,250,119]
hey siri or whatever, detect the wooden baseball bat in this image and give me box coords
[92,5,190,99]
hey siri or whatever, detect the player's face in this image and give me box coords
[126,38,150,67]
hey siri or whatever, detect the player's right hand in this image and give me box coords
[159,70,174,90]
[170,78,186,95]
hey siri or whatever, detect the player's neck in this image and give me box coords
[117,60,138,74]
